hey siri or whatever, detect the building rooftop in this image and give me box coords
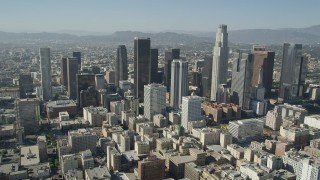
[64,169,83,180]
[83,106,108,114]
[122,150,140,161]
[0,163,24,174]
[306,114,320,120]
[85,166,111,179]
[0,124,14,131]
[169,155,195,165]
[232,118,264,125]
[46,100,76,108]
[68,128,96,136]
[20,145,40,166]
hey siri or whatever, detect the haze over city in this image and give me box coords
[0,0,320,34]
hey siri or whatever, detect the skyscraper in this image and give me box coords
[40,48,52,101]
[61,57,68,86]
[170,59,188,109]
[67,57,78,100]
[76,74,96,104]
[230,51,253,110]
[115,45,128,87]
[164,48,180,92]
[134,38,151,101]
[73,52,81,70]
[252,46,275,97]
[279,43,307,101]
[150,48,159,83]
[181,94,202,130]
[16,98,40,135]
[95,74,105,90]
[211,24,229,101]
[144,84,166,121]
[19,73,33,98]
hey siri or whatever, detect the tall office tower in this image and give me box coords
[19,74,33,98]
[115,45,128,87]
[216,84,228,103]
[279,43,307,101]
[40,48,52,101]
[95,74,105,90]
[230,51,254,110]
[164,48,180,91]
[201,55,213,98]
[61,57,68,86]
[144,84,166,121]
[211,24,229,101]
[252,46,275,97]
[134,38,151,101]
[170,59,188,109]
[150,48,159,83]
[68,128,97,154]
[73,52,81,69]
[16,98,40,135]
[181,94,202,130]
[251,67,268,115]
[76,74,95,104]
[67,57,78,100]
[37,136,48,162]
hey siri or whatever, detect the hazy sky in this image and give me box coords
[0,0,319,34]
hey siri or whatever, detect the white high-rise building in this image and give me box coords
[181,94,202,130]
[144,84,166,121]
[211,24,229,101]
[40,48,52,101]
[170,59,188,109]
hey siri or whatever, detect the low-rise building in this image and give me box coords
[0,124,15,138]
[68,128,97,154]
[304,115,320,129]
[169,155,196,179]
[83,106,107,127]
[227,144,245,160]
[46,100,77,119]
[85,166,111,180]
[20,145,40,166]
[202,101,241,122]
[229,118,264,140]
[137,155,165,180]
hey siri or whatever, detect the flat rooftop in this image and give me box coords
[85,166,111,179]
[169,155,195,165]
[46,100,76,107]
[20,145,40,166]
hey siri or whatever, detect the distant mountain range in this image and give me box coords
[0,25,320,45]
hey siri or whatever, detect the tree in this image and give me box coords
[54,159,59,168]
[14,148,20,154]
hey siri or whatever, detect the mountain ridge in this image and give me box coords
[0,25,320,44]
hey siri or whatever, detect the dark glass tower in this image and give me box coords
[164,48,180,92]
[134,38,151,101]
[61,57,68,86]
[115,45,128,87]
[67,57,79,100]
[19,74,33,98]
[150,48,159,83]
[73,52,81,70]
